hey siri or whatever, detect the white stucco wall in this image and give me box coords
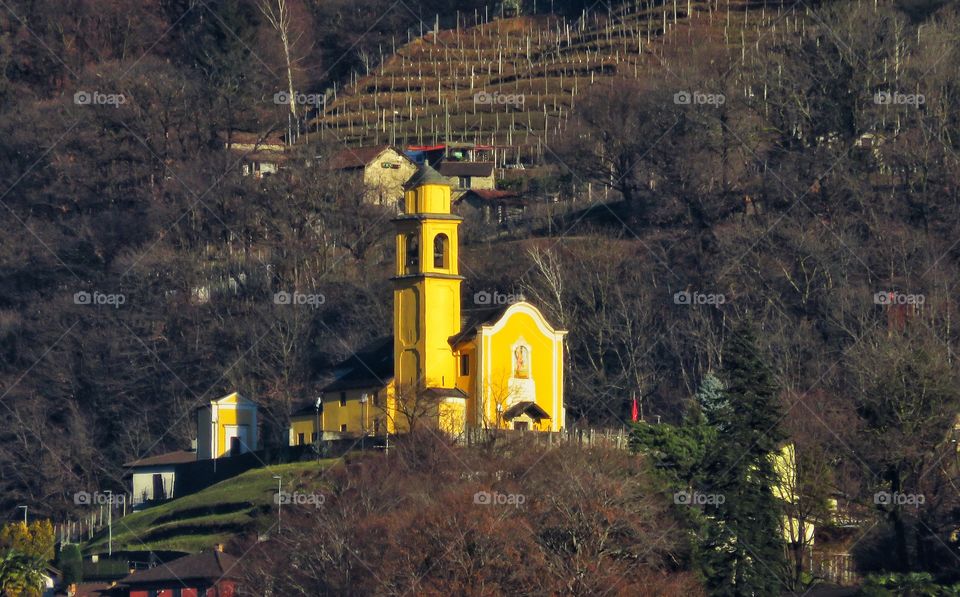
[131,466,177,504]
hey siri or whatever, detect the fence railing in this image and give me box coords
[811,551,860,586]
[459,426,633,449]
[55,498,133,546]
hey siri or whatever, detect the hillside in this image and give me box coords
[1,0,959,591]
[84,461,337,555]
[309,0,803,163]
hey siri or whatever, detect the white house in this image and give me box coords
[123,449,197,506]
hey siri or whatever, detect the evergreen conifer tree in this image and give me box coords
[696,372,729,430]
[699,325,787,596]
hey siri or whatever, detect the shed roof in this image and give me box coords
[438,161,494,178]
[123,450,197,468]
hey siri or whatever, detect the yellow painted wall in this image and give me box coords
[196,392,257,459]
[439,399,466,436]
[456,343,477,424]
[478,305,565,432]
[773,443,816,545]
[289,416,317,445]
[299,380,476,440]
[393,180,463,398]
[320,388,388,435]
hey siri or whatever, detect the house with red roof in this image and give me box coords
[115,547,240,597]
[455,189,526,226]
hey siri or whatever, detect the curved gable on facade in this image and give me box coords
[476,302,567,432]
[483,302,567,339]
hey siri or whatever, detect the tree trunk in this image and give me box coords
[889,469,911,571]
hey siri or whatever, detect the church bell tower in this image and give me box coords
[392,165,463,394]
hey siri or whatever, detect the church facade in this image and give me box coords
[290,165,566,441]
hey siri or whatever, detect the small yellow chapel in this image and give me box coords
[289,165,566,442]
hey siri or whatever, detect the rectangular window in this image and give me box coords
[297,433,305,445]
[311,432,318,442]
[339,392,347,407]
[459,176,471,189]
[460,355,470,375]
[340,424,347,433]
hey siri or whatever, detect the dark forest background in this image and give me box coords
[0,5,958,581]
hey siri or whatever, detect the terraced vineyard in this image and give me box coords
[308,0,807,164]
[83,461,337,555]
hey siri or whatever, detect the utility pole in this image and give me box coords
[104,491,113,557]
[360,393,368,451]
[315,398,322,463]
[272,475,282,532]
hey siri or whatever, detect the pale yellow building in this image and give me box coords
[773,442,816,546]
[196,392,258,459]
[330,145,418,207]
[438,161,496,200]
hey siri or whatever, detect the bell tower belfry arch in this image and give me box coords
[392,165,463,394]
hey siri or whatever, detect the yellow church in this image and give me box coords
[290,165,567,442]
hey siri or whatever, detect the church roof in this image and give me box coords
[321,336,395,393]
[404,163,451,189]
[423,387,469,400]
[503,401,551,421]
[448,305,510,346]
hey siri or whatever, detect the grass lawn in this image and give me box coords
[84,459,339,555]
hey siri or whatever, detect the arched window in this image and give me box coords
[433,234,449,269]
[405,232,419,274]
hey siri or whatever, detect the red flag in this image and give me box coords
[631,396,639,422]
